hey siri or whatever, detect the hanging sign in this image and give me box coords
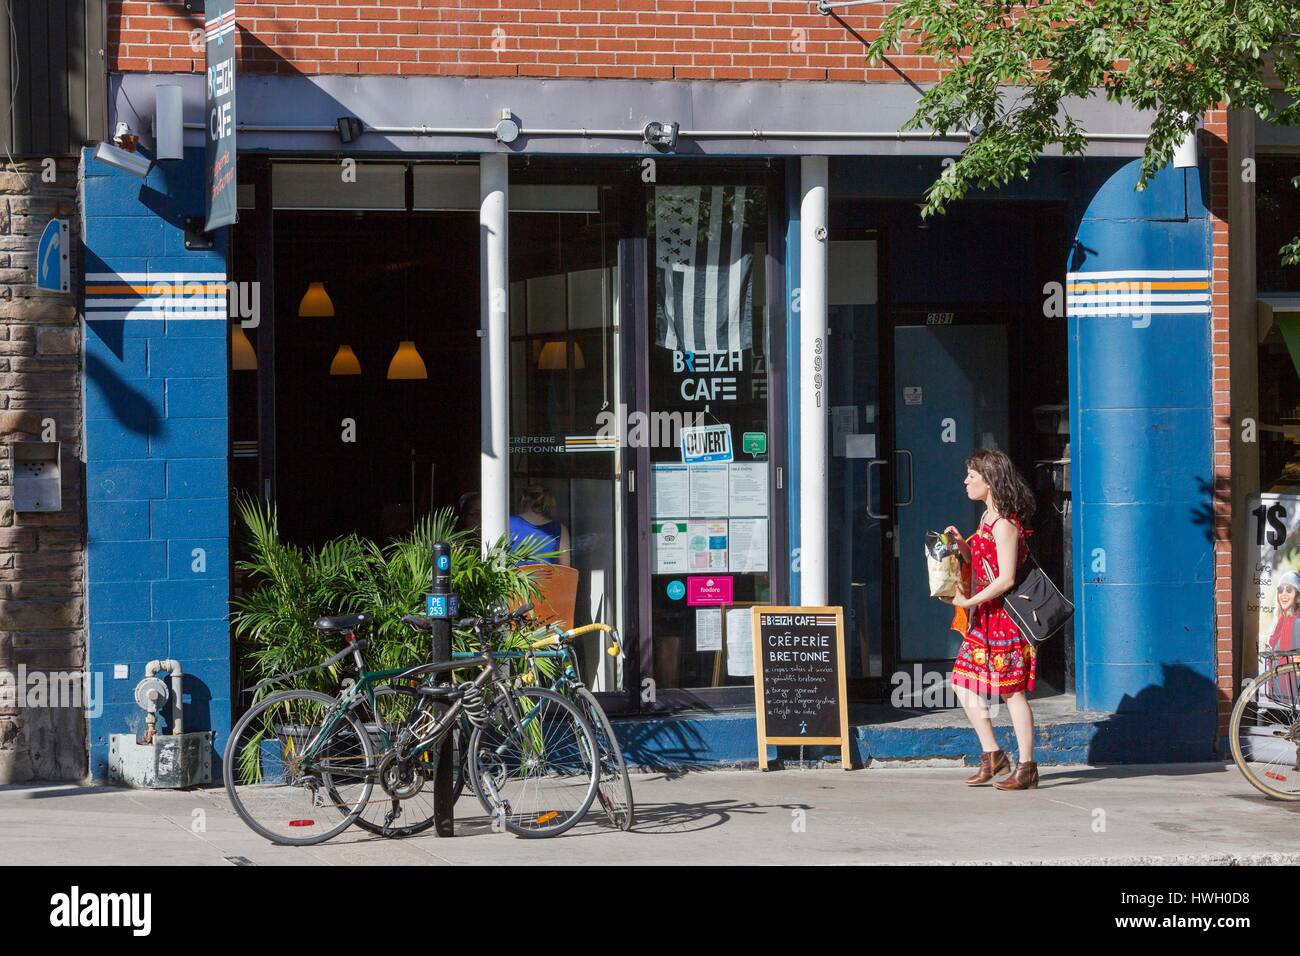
[681,423,733,463]
[204,0,238,231]
[37,219,70,293]
[751,605,851,771]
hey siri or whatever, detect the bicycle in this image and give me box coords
[521,622,635,830]
[451,618,634,830]
[224,604,602,843]
[1230,649,1300,800]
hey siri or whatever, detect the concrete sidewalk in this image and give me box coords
[2,763,1297,866]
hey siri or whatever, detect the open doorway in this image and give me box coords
[827,199,1073,700]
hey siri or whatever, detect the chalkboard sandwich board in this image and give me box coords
[751,605,851,771]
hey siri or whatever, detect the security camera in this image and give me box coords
[643,121,680,151]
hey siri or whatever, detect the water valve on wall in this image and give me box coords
[13,443,61,512]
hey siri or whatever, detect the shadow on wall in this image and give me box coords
[1087,663,1220,763]
[1191,473,1232,545]
[615,713,717,772]
[85,349,161,437]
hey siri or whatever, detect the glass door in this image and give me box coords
[640,163,785,709]
[507,173,636,709]
[826,235,896,699]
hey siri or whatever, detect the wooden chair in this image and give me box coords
[516,562,579,632]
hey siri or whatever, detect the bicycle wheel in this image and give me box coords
[1230,662,1300,801]
[468,687,600,838]
[350,685,444,838]
[224,689,375,845]
[573,685,635,830]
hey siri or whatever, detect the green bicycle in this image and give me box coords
[224,604,602,844]
[451,618,634,830]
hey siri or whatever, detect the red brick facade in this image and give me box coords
[108,0,945,80]
[1204,108,1235,735]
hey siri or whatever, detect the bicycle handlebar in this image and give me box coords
[529,621,620,656]
[456,602,533,631]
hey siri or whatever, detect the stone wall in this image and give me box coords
[0,158,87,783]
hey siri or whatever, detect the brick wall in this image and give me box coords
[108,0,936,80]
[1204,107,1235,737]
[0,158,86,783]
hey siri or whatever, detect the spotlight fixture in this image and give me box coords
[336,116,364,144]
[643,121,680,151]
[1172,113,1200,169]
[94,136,152,179]
[154,84,185,161]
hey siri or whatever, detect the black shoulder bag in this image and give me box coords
[981,550,1074,646]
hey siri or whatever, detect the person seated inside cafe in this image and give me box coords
[509,483,570,566]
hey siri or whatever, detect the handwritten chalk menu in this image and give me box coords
[751,606,851,771]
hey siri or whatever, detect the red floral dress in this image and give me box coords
[951,514,1035,697]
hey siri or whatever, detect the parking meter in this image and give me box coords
[425,540,458,837]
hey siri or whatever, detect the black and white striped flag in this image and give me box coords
[654,185,754,352]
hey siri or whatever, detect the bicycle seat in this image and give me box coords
[313,613,369,633]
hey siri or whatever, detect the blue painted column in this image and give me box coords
[1068,159,1218,760]
[82,146,230,780]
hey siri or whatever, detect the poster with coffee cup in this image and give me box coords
[1244,493,1300,698]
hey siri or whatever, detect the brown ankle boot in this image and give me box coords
[993,760,1039,791]
[964,749,1010,786]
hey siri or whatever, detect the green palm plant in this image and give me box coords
[231,498,560,695]
[231,496,367,697]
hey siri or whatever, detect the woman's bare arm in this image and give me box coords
[961,520,1019,606]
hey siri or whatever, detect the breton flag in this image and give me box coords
[654,185,754,352]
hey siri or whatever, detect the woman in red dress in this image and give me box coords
[942,449,1039,791]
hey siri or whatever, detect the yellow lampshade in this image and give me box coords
[537,340,585,370]
[298,281,334,317]
[329,343,361,376]
[231,324,257,370]
[386,340,428,380]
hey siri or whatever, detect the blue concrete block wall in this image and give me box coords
[82,146,230,781]
[1067,158,1218,760]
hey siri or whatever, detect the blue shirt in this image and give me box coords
[509,514,562,563]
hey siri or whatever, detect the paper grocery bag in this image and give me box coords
[924,530,962,599]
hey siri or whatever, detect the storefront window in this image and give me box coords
[647,182,772,689]
[508,192,626,693]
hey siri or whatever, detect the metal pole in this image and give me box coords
[428,541,456,837]
[480,154,510,554]
[799,156,830,605]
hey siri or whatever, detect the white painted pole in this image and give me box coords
[799,156,829,606]
[480,154,510,554]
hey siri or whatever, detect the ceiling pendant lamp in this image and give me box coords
[231,324,257,370]
[329,343,361,376]
[537,340,586,370]
[298,281,334,317]
[386,340,428,380]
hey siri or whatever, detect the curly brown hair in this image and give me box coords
[965,448,1036,523]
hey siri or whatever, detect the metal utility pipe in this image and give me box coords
[180,121,1148,143]
[145,659,184,735]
